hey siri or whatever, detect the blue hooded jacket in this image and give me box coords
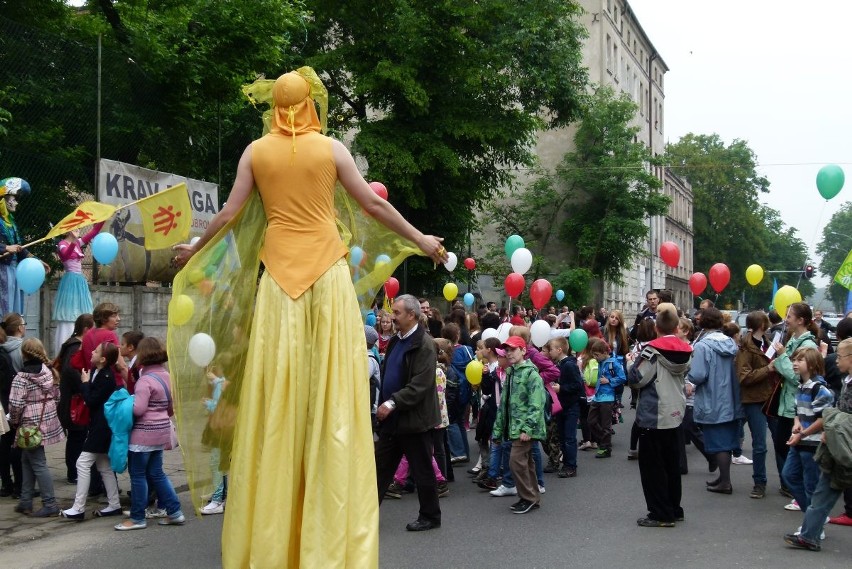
[592,355,626,402]
[688,331,744,424]
[104,388,134,473]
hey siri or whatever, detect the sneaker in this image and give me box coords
[385,482,405,499]
[637,517,675,528]
[201,501,225,515]
[795,525,826,540]
[784,533,820,551]
[14,503,32,515]
[595,448,612,458]
[784,500,801,511]
[829,513,852,526]
[60,508,86,521]
[437,482,449,498]
[579,441,593,451]
[32,504,60,518]
[750,484,766,499]
[450,455,469,465]
[510,499,538,514]
[538,485,546,494]
[158,513,186,526]
[627,449,639,460]
[477,477,499,491]
[121,507,168,518]
[490,485,518,497]
[589,442,598,450]
[732,455,753,465]
[466,467,481,476]
[557,468,577,478]
[543,463,559,474]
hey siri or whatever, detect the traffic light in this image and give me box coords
[804,265,815,279]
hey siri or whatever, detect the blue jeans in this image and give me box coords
[498,440,514,487]
[447,422,470,459]
[558,403,580,470]
[742,402,768,485]
[798,471,843,544]
[531,441,544,487]
[128,450,182,523]
[20,446,56,508]
[781,446,820,511]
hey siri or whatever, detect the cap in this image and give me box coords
[495,347,506,357]
[364,325,379,347]
[501,336,526,350]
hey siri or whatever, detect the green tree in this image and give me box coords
[816,201,852,310]
[302,0,588,294]
[667,133,812,306]
[483,86,668,304]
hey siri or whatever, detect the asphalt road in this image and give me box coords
[4,410,851,569]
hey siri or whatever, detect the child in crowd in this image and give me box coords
[475,337,504,487]
[586,337,626,459]
[201,362,229,515]
[781,347,834,526]
[120,331,144,394]
[61,342,122,520]
[365,325,381,430]
[546,337,583,477]
[491,336,546,514]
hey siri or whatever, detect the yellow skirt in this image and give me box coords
[222,260,379,568]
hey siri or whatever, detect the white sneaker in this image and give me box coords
[795,526,826,540]
[538,485,546,494]
[732,455,753,465]
[201,501,224,515]
[121,507,167,518]
[489,485,518,497]
[784,500,801,511]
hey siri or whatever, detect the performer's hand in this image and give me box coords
[172,243,197,268]
[418,235,448,265]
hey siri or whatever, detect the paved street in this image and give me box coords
[2,408,850,568]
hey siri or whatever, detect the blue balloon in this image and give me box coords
[350,246,364,267]
[16,257,45,294]
[365,312,377,327]
[463,292,475,306]
[92,233,119,264]
[555,289,565,302]
[375,254,391,266]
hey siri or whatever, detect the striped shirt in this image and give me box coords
[796,377,835,446]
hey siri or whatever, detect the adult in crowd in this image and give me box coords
[688,307,743,495]
[734,311,775,499]
[770,302,819,504]
[72,302,128,386]
[173,69,445,567]
[446,308,472,347]
[0,312,26,498]
[375,295,442,532]
[630,290,659,341]
[0,324,18,497]
[52,222,104,352]
[824,318,852,403]
[56,313,95,484]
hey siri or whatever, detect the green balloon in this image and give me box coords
[817,164,845,200]
[505,234,525,260]
[569,329,588,353]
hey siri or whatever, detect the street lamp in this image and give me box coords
[829,230,852,242]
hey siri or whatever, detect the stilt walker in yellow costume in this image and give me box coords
[171,68,447,568]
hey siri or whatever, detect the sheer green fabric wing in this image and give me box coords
[167,191,265,514]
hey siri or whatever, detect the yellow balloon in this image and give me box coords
[187,268,205,284]
[465,360,484,386]
[170,294,195,326]
[745,264,764,286]
[773,285,802,318]
[443,282,458,302]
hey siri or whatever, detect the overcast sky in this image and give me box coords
[630,0,851,289]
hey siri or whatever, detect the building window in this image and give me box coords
[606,34,612,72]
[640,83,645,114]
[613,45,619,81]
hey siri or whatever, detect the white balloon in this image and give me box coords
[188,333,216,367]
[444,252,458,272]
[530,320,551,347]
[511,247,533,274]
[497,322,513,343]
[190,236,201,246]
[481,328,499,341]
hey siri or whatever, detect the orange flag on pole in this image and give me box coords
[136,182,192,250]
[44,201,116,241]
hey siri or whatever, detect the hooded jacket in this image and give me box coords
[492,359,546,441]
[628,336,692,429]
[689,330,744,425]
[104,388,134,473]
[2,336,24,373]
[592,355,627,403]
[774,331,818,419]
[735,332,776,404]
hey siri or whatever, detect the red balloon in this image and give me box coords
[384,277,399,299]
[529,279,553,309]
[708,263,731,293]
[659,241,680,268]
[463,257,476,270]
[369,181,388,200]
[688,272,707,296]
[504,273,525,299]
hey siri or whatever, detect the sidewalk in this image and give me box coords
[0,438,189,548]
